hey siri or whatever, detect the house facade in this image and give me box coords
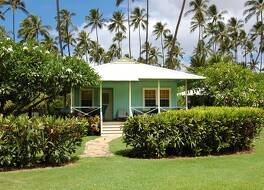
[71,58,205,132]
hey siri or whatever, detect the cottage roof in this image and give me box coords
[93,58,205,81]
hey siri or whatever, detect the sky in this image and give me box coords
[1,0,253,64]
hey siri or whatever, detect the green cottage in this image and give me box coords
[71,58,205,135]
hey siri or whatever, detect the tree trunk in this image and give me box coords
[12,8,15,41]
[145,0,149,64]
[161,35,165,67]
[66,24,71,56]
[128,0,132,58]
[56,0,64,56]
[139,25,142,60]
[260,11,263,72]
[95,25,99,64]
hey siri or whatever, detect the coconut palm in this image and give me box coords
[244,0,264,72]
[227,17,244,62]
[18,15,50,42]
[1,0,28,40]
[105,43,120,62]
[85,9,105,63]
[141,42,162,65]
[61,30,76,55]
[185,0,209,42]
[145,0,149,64]
[130,7,147,60]
[116,0,135,58]
[59,9,76,56]
[76,30,92,62]
[0,25,7,37]
[55,0,63,56]
[113,32,126,57]
[0,6,5,20]
[207,4,227,24]
[251,21,264,70]
[242,40,255,67]
[41,35,58,53]
[153,22,170,67]
[108,11,126,34]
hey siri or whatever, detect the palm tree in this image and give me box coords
[105,43,120,62]
[59,9,76,56]
[153,22,170,67]
[113,32,126,57]
[251,21,264,70]
[0,25,8,37]
[227,17,244,62]
[1,0,28,40]
[85,9,105,63]
[207,4,227,24]
[244,0,264,72]
[145,0,149,64]
[0,5,5,20]
[41,35,58,53]
[61,30,76,55]
[130,7,147,60]
[141,42,161,65]
[55,0,63,56]
[18,15,50,42]
[169,0,186,60]
[76,30,92,62]
[116,0,134,58]
[185,0,208,42]
[108,11,126,57]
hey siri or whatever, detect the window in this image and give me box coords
[160,89,170,107]
[144,89,156,107]
[143,88,170,107]
[81,90,93,106]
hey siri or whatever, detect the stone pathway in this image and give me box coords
[81,135,121,158]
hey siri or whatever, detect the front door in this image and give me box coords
[102,89,113,121]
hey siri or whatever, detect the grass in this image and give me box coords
[1,133,264,190]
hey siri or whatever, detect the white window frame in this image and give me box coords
[79,88,94,107]
[143,88,171,107]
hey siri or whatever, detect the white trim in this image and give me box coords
[129,81,132,116]
[143,88,171,108]
[100,84,103,135]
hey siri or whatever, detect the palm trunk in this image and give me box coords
[128,0,132,58]
[260,11,263,72]
[56,0,64,56]
[12,8,15,41]
[66,24,71,56]
[36,30,39,42]
[161,35,165,67]
[95,25,99,64]
[139,25,142,60]
[145,0,149,64]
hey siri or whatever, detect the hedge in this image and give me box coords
[123,107,264,158]
[0,115,87,168]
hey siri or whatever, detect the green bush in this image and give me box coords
[123,107,264,158]
[0,115,87,168]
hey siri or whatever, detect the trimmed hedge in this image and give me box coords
[123,107,264,158]
[0,115,87,168]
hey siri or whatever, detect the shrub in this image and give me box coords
[123,107,264,158]
[0,115,87,168]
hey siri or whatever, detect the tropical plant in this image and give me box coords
[145,0,149,64]
[18,15,51,42]
[185,0,209,42]
[142,42,161,65]
[85,9,105,63]
[113,32,126,57]
[55,0,63,56]
[41,35,58,53]
[1,0,28,40]
[130,7,147,60]
[58,9,76,56]
[153,22,170,67]
[75,30,92,62]
[116,0,135,58]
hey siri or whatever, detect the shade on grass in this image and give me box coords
[0,133,264,190]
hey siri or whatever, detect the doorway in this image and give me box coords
[102,89,113,121]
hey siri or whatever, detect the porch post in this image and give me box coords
[185,80,188,110]
[158,80,161,113]
[70,87,73,113]
[129,81,132,116]
[100,83,103,134]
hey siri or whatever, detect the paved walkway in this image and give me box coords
[81,135,121,158]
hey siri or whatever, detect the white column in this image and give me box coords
[185,80,188,110]
[158,80,161,113]
[70,87,73,113]
[129,81,132,116]
[100,83,103,135]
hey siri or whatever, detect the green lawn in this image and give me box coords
[1,133,264,190]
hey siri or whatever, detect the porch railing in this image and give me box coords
[72,106,100,116]
[131,106,185,116]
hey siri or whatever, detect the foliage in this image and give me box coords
[0,115,87,168]
[123,107,264,158]
[0,38,100,115]
[197,62,264,107]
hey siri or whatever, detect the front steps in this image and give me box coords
[101,122,124,136]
